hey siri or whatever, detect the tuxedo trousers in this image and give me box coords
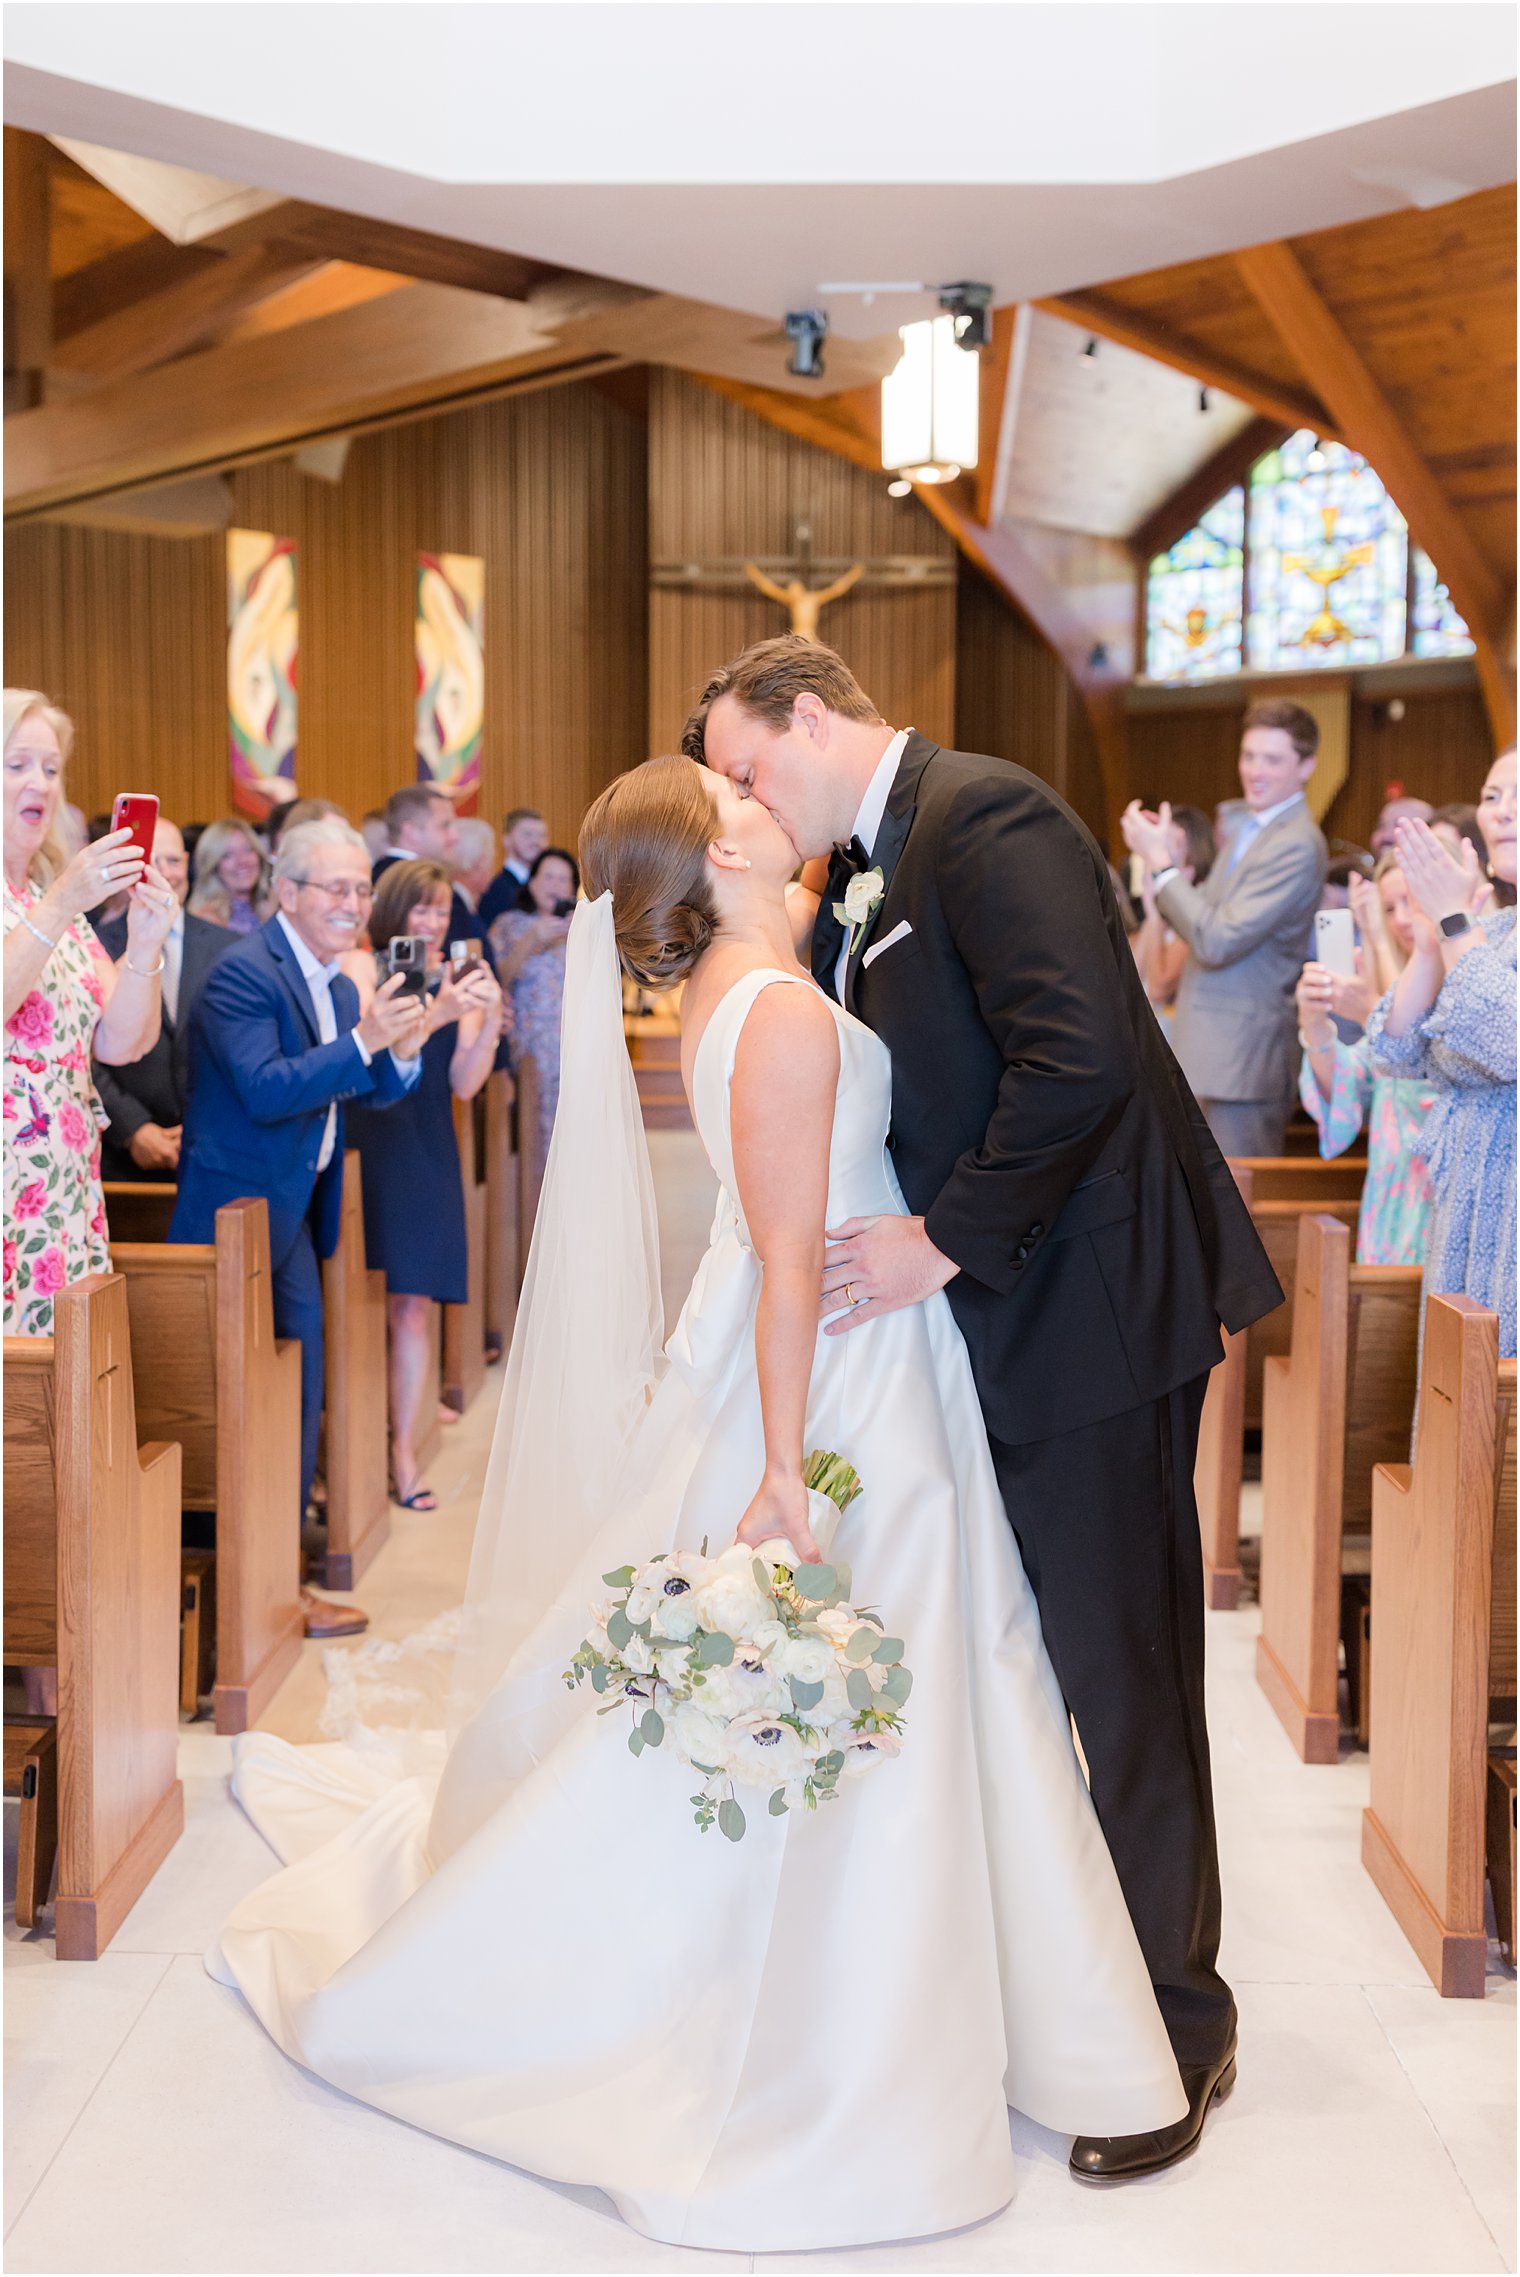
[987,1373,1235,2074]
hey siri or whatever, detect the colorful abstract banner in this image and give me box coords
[415,552,484,814]
[227,530,298,821]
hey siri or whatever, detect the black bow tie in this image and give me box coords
[826,836,871,901]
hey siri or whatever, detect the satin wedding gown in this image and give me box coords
[211,965,1186,2253]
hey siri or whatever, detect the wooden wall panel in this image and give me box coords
[953,560,1109,844]
[1128,674,1492,849]
[4,375,648,844]
[647,369,955,755]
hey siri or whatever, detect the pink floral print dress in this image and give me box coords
[3,878,113,1336]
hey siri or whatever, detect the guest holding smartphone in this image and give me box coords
[346,859,503,1511]
[488,846,579,1165]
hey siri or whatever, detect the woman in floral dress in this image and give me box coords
[3,690,178,1336]
[488,847,579,1165]
[1294,854,1436,1265]
[1367,752,1517,1356]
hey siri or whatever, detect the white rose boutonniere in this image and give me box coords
[833,867,884,960]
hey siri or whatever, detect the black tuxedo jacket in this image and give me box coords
[91,910,236,1182]
[811,733,1281,1446]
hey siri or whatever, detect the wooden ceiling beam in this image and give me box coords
[971,303,1021,528]
[1234,237,1514,742]
[1037,287,1339,442]
[1129,414,1289,561]
[4,129,53,409]
[49,243,327,385]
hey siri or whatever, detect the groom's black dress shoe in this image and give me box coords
[1068,2045,1237,2182]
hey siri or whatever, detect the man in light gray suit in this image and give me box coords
[1122,699,1327,1157]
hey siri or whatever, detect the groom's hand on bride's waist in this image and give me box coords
[820,1216,959,1334]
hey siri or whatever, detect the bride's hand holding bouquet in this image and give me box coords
[736,1466,821,1566]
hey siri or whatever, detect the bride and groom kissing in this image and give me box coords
[210,636,1281,2253]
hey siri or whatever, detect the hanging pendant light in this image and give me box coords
[880,315,979,485]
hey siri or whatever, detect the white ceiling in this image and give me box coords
[6,2,1515,342]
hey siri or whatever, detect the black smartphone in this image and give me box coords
[553,897,577,919]
[382,937,430,1000]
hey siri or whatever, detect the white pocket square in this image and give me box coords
[862,919,913,969]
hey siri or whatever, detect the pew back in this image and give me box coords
[102,1183,177,1245]
[110,1201,303,1732]
[484,1069,520,1338]
[1363,1298,1508,1994]
[320,1152,390,1591]
[443,1093,488,1415]
[1236,1156,1368,1203]
[3,1275,184,1957]
[1257,1214,1422,1761]
[1245,1195,1363,1428]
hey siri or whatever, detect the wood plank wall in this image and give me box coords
[1129,675,1492,850]
[4,376,648,843]
[954,561,1109,843]
[647,370,956,756]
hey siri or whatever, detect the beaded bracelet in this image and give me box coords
[16,910,61,954]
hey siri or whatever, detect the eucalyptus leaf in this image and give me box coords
[790,1676,825,1712]
[695,1630,734,1667]
[752,1559,771,1593]
[602,1566,636,1590]
[590,1664,609,1694]
[791,1563,837,1601]
[833,1562,852,1599]
[718,1798,746,1842]
[640,1708,664,1746]
[871,1636,906,1663]
[846,1668,875,1712]
[606,1607,633,1650]
[628,1729,644,1757]
[882,1664,913,1705]
[769,1789,789,1816]
[845,1627,877,1663]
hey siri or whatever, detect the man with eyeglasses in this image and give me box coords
[172,819,428,1636]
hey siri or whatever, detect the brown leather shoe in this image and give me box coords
[300,1588,369,1640]
[1069,2046,1237,2182]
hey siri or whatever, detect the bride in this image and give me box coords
[211,755,1187,2253]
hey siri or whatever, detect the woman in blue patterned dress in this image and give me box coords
[1295,854,1436,1265]
[1366,751,1516,1356]
[488,847,579,1165]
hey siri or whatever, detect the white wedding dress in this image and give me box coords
[210,962,1186,2253]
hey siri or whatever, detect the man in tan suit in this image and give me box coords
[1122,699,1327,1158]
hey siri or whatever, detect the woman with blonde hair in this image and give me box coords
[188,816,270,934]
[3,688,178,1333]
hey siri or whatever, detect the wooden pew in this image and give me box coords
[319,1151,390,1591]
[1195,1163,1254,1611]
[4,1275,183,1957]
[1256,1214,1422,1761]
[110,1200,303,1735]
[102,1182,177,1244]
[1362,1297,1516,1996]
[483,1069,519,1356]
[1233,1156,1368,1204]
[1245,1194,1363,1429]
[442,1093,489,1416]
[517,1053,545,1268]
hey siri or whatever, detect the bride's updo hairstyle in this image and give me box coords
[579,756,723,991]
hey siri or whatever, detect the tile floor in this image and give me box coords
[6,1134,1515,2274]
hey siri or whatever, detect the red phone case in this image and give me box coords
[110,794,159,868]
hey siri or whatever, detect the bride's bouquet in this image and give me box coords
[565,1453,912,1840]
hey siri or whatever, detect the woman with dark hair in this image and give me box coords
[346,858,503,1509]
[1131,803,1215,1022]
[488,845,580,1163]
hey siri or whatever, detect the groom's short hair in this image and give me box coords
[681,636,885,760]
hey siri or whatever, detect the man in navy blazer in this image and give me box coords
[173,818,427,1636]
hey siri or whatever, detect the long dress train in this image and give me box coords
[211,970,1186,2253]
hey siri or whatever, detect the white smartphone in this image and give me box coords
[1313,906,1358,978]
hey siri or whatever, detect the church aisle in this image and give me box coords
[5,1139,1513,2277]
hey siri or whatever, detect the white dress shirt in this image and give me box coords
[161,908,184,1025]
[1223,790,1307,872]
[834,728,910,998]
[276,914,418,1173]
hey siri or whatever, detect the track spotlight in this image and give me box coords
[1082,337,1099,361]
[784,310,829,380]
[937,281,993,351]
[1198,387,1211,414]
[1305,437,1328,472]
[886,478,913,498]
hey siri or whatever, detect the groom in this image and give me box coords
[684,637,1281,2182]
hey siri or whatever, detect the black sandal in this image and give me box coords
[390,1472,438,1512]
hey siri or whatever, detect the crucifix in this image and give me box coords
[652,517,955,632]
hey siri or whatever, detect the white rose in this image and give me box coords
[689,1550,772,1640]
[840,867,884,929]
[697,1655,785,1723]
[621,1631,655,1675]
[749,1618,789,1658]
[666,1702,730,1770]
[773,1635,835,1687]
[813,1605,857,1647]
[655,1644,693,1686]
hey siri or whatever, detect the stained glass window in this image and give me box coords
[1410,546,1475,658]
[1145,487,1244,682]
[1246,432,1407,670]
